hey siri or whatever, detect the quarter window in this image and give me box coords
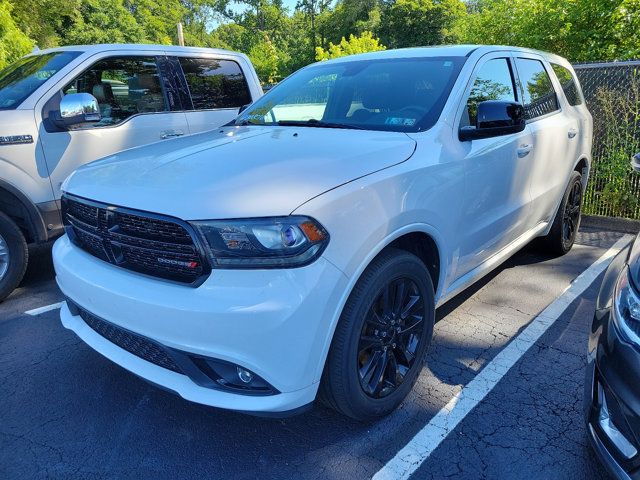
[462,58,516,127]
[178,58,252,110]
[550,63,582,106]
[63,56,167,127]
[515,58,559,119]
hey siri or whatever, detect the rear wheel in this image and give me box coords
[0,212,28,302]
[319,248,435,421]
[539,171,583,256]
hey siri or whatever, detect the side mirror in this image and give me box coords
[459,100,526,141]
[238,103,251,114]
[53,93,101,129]
[632,152,640,172]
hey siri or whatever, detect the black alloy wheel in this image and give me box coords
[319,248,435,421]
[563,179,582,249]
[357,277,425,398]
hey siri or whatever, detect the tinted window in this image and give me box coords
[236,57,466,133]
[515,58,559,119]
[179,58,251,110]
[63,56,166,127]
[0,51,81,110]
[462,58,516,127]
[551,63,582,106]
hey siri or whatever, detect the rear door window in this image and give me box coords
[178,58,252,110]
[63,56,167,127]
[515,58,559,119]
[550,63,582,106]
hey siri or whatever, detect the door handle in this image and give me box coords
[568,128,578,139]
[161,129,184,139]
[517,144,533,158]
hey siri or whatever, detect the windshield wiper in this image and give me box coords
[226,119,257,127]
[276,119,365,130]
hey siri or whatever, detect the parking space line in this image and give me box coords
[25,302,63,316]
[373,235,634,480]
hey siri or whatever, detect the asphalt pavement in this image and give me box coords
[0,228,628,479]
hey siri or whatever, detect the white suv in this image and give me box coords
[0,44,262,300]
[53,46,592,420]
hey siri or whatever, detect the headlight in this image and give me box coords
[613,265,640,343]
[191,216,329,268]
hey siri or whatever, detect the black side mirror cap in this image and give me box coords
[459,100,526,141]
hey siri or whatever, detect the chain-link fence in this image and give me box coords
[573,60,640,219]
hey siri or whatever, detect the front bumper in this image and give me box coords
[586,308,640,479]
[53,235,348,413]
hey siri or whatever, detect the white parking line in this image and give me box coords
[373,235,634,480]
[25,302,64,316]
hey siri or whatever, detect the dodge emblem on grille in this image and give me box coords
[157,258,199,269]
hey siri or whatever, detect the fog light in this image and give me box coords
[237,367,253,384]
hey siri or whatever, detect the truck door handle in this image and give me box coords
[568,128,578,139]
[161,130,184,139]
[517,144,533,158]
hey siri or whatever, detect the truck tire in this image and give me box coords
[0,211,28,302]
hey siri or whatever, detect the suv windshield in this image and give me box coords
[236,56,465,133]
[0,51,81,110]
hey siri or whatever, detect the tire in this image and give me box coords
[0,212,28,302]
[319,248,435,421]
[539,171,583,256]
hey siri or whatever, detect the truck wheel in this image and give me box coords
[539,171,583,256]
[0,212,28,302]
[319,248,435,421]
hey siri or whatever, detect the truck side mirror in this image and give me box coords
[53,93,101,129]
[632,152,640,172]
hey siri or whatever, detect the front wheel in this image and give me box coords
[539,171,583,256]
[0,212,28,302]
[319,248,435,421]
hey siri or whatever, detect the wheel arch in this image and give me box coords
[314,223,447,383]
[0,179,47,243]
[574,156,590,190]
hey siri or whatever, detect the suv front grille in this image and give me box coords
[78,307,182,374]
[62,194,210,285]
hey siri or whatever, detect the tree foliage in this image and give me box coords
[0,0,33,70]
[379,0,467,49]
[315,31,385,61]
[1,0,640,81]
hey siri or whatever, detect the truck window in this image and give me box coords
[0,51,81,110]
[63,56,167,127]
[515,58,559,119]
[178,58,252,110]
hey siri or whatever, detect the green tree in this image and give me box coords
[315,31,385,61]
[462,0,640,62]
[0,0,34,70]
[62,0,147,45]
[379,0,467,49]
[124,0,186,45]
[248,33,280,82]
[11,0,80,49]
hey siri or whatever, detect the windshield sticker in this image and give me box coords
[385,117,417,126]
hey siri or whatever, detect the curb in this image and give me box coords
[582,215,640,234]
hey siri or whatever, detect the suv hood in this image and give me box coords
[63,126,416,219]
